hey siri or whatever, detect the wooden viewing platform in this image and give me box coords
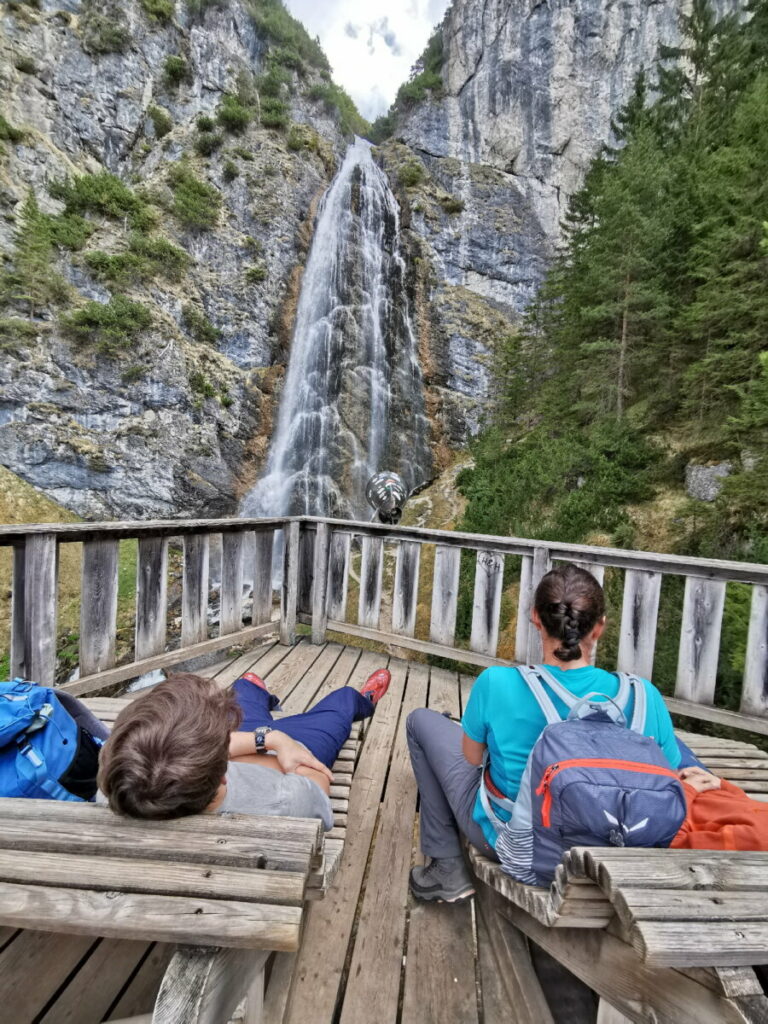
[2,516,768,1021]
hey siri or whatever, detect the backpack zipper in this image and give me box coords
[535,758,679,827]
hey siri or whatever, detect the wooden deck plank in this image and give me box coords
[39,938,150,1024]
[262,639,328,703]
[0,930,98,1021]
[280,651,406,1024]
[271,642,344,715]
[402,665,479,1024]
[212,639,291,689]
[0,882,302,950]
[339,663,429,1024]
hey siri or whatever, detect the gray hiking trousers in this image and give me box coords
[406,707,499,861]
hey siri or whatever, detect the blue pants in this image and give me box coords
[232,679,374,768]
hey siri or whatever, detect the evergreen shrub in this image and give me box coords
[260,97,288,129]
[196,115,215,132]
[148,105,172,138]
[222,160,239,182]
[195,130,223,156]
[217,94,251,133]
[163,55,190,87]
[140,0,174,21]
[182,303,220,343]
[399,162,424,188]
[62,295,152,353]
[168,163,221,229]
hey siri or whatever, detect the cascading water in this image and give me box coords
[242,137,431,521]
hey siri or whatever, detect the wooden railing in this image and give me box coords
[2,516,767,735]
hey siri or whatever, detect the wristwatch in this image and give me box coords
[253,726,272,752]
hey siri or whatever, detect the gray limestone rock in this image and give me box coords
[685,462,733,502]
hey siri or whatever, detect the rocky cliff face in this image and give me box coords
[389,0,734,434]
[0,0,346,518]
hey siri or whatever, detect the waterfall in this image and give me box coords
[242,137,431,521]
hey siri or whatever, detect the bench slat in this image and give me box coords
[0,851,305,906]
[0,819,316,873]
[0,882,302,950]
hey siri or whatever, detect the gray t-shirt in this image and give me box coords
[216,761,334,830]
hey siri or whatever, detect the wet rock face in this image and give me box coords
[0,0,345,519]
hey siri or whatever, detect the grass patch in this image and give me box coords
[440,195,465,215]
[245,262,267,283]
[167,162,221,230]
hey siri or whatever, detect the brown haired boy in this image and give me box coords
[99,668,390,824]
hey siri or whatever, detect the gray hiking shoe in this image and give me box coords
[409,856,475,903]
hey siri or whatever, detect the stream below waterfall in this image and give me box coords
[242,137,431,522]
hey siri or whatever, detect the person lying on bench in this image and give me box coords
[97,668,391,824]
[673,765,768,850]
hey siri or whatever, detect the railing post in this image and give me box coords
[80,538,119,677]
[10,541,26,680]
[526,546,550,664]
[18,534,59,685]
[280,521,300,646]
[311,522,330,644]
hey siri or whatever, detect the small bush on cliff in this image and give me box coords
[440,195,465,215]
[62,295,152,353]
[80,0,132,54]
[217,94,251,133]
[260,97,289,130]
[182,303,220,344]
[196,115,215,132]
[168,162,221,230]
[49,172,155,231]
[189,370,216,398]
[140,0,175,22]
[46,214,93,250]
[222,160,239,182]
[195,130,223,156]
[85,233,190,285]
[399,161,424,188]
[164,55,191,87]
[245,262,267,283]
[258,64,291,99]
[148,105,172,139]
[186,0,227,17]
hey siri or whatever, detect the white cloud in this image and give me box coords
[284,0,452,122]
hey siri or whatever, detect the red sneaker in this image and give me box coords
[238,672,268,691]
[360,668,391,706]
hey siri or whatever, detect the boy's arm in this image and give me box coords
[229,729,333,786]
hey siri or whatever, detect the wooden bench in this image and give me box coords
[466,730,768,1023]
[0,698,363,1024]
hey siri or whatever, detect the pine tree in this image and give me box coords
[5,191,68,317]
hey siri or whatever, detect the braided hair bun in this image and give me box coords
[534,564,605,663]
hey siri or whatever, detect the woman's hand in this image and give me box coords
[679,766,722,793]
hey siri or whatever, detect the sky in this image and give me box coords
[284,0,452,122]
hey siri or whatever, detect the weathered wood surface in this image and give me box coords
[251,528,276,626]
[325,530,351,622]
[182,534,210,648]
[19,533,58,685]
[220,531,246,636]
[392,540,421,637]
[743,585,768,717]
[135,536,169,662]
[617,569,662,680]
[80,537,119,676]
[10,542,25,679]
[358,534,384,630]
[470,550,505,657]
[154,948,270,1024]
[675,576,726,705]
[280,522,300,646]
[297,527,315,617]
[311,522,330,644]
[430,544,461,647]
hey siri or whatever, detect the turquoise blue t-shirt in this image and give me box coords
[461,665,682,848]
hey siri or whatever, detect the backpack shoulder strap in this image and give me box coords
[516,665,564,725]
[528,664,581,712]
[613,672,647,732]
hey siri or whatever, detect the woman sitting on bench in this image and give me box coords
[406,563,685,902]
[98,668,390,824]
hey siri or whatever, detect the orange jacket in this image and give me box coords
[671,779,768,851]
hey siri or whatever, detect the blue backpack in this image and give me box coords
[482,666,686,887]
[0,679,107,801]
